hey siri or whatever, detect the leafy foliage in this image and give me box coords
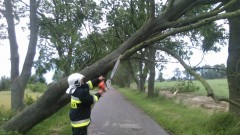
[27,82,47,93]
[0,107,14,128]
[0,107,20,135]
[24,94,36,106]
[35,0,104,76]
[172,80,200,93]
[29,74,46,84]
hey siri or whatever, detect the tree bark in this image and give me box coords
[226,0,240,114]
[4,0,21,111]
[126,60,140,89]
[147,47,156,97]
[139,50,148,92]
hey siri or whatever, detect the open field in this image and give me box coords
[0,90,42,110]
[154,79,228,97]
[0,91,11,110]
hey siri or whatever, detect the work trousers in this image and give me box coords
[72,126,88,135]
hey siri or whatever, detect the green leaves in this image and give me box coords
[36,0,104,77]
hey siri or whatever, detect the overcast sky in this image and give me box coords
[0,0,228,83]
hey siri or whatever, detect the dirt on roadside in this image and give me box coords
[159,90,229,112]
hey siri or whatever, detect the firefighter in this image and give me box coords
[66,73,106,135]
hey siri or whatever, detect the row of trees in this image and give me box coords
[1,0,240,133]
[0,75,46,91]
[168,64,226,80]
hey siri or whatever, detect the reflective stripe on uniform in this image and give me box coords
[87,81,93,89]
[71,119,91,128]
[93,95,99,103]
[71,96,81,109]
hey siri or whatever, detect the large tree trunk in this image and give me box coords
[126,60,140,89]
[4,0,39,111]
[226,1,240,114]
[147,47,156,97]
[4,0,21,110]
[2,0,227,133]
[139,50,148,92]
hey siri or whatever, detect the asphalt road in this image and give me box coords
[88,83,170,135]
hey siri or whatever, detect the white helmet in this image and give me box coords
[66,73,85,94]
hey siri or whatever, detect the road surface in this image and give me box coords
[88,84,170,135]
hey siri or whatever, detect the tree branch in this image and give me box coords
[153,0,237,34]
[154,46,220,103]
[148,0,155,19]
[163,0,175,14]
[120,9,240,61]
[219,98,240,108]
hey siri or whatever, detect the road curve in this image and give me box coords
[88,84,170,135]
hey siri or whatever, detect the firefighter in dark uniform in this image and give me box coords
[66,73,106,135]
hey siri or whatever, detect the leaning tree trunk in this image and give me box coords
[226,1,240,114]
[2,0,217,133]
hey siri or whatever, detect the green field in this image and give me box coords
[0,91,11,110]
[154,79,229,97]
[0,90,42,110]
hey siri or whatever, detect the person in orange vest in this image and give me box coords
[66,73,106,135]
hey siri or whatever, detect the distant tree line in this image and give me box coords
[194,64,226,79]
[164,64,226,81]
[0,74,46,91]
[0,76,10,91]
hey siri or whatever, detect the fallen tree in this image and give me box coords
[3,0,240,133]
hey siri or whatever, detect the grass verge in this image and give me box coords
[117,87,240,135]
[25,105,71,135]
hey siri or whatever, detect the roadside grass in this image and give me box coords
[117,87,240,135]
[25,105,71,135]
[154,79,229,97]
[0,104,70,135]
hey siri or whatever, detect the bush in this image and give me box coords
[27,82,47,93]
[24,94,36,106]
[172,80,199,93]
[0,106,13,125]
[0,76,11,91]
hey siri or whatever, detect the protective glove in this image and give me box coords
[98,81,106,92]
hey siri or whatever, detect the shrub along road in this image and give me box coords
[88,84,169,135]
